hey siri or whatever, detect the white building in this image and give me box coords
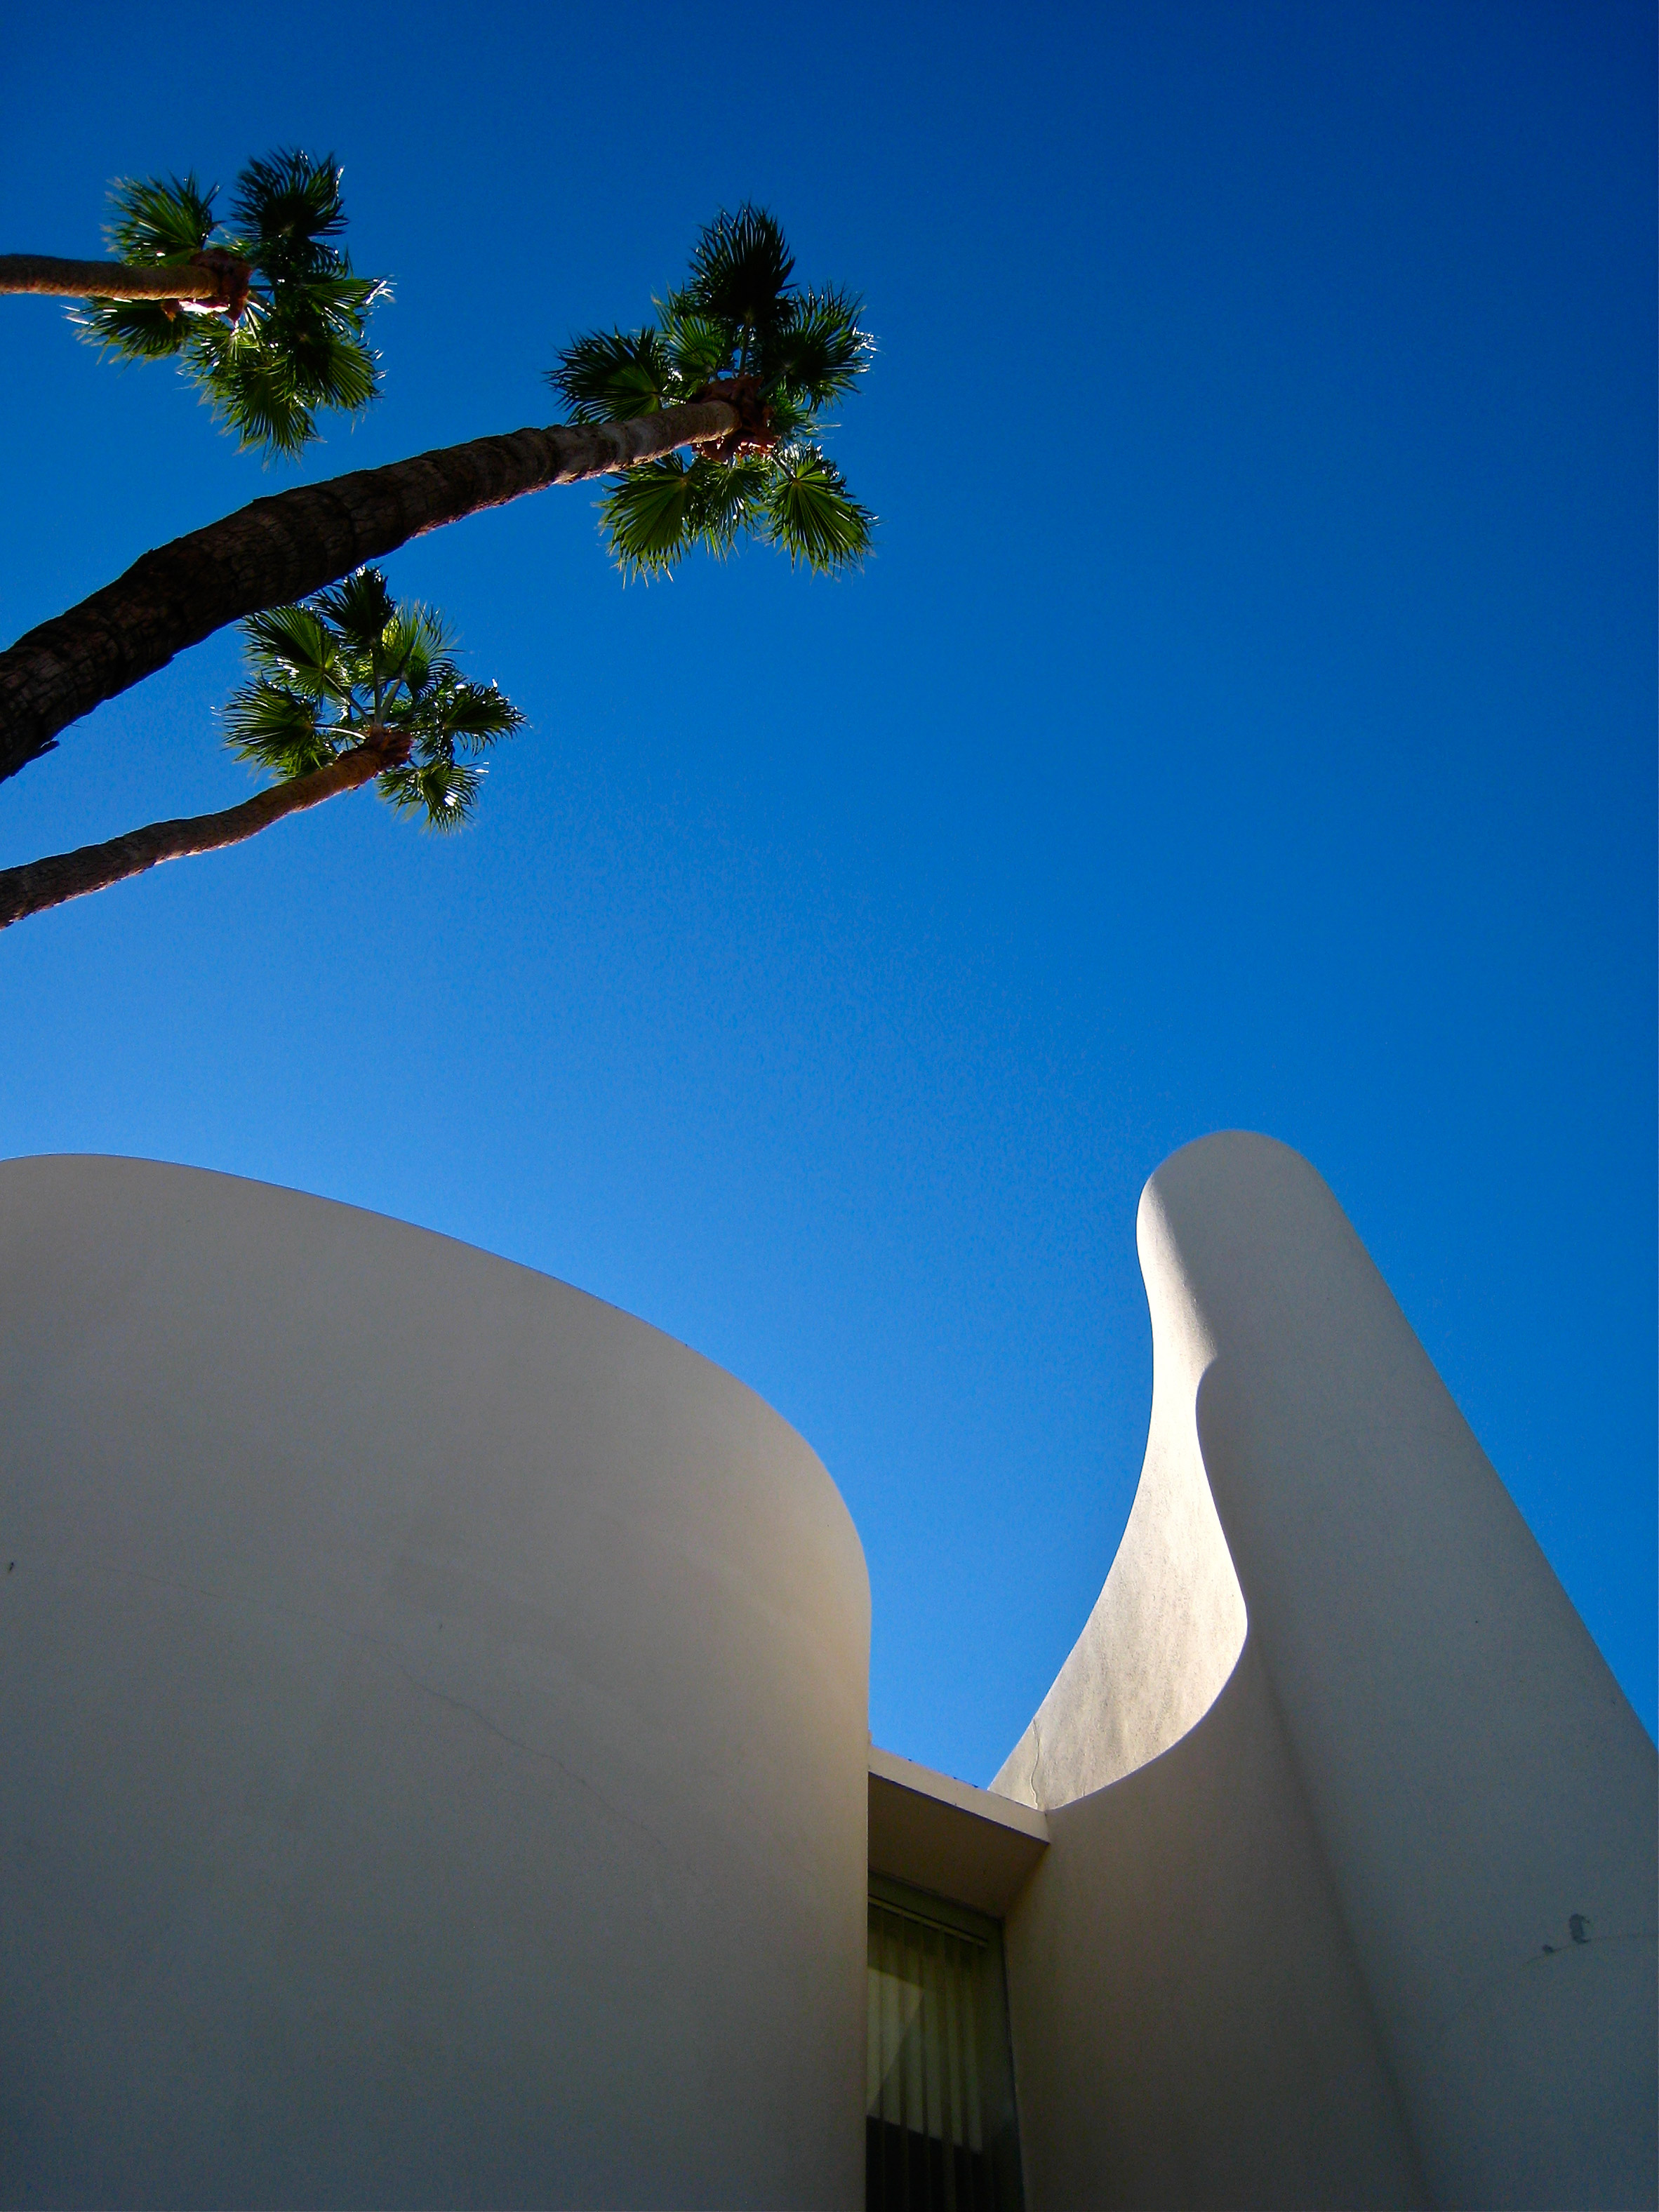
[0,1135,1652,2209]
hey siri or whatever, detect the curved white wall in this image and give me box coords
[997,1132,1656,2211]
[994,1164,1248,1808]
[0,1156,871,2211]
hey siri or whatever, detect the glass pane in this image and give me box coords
[866,1882,1024,2212]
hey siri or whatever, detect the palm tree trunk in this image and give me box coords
[0,740,398,933]
[0,400,737,791]
[0,252,248,307]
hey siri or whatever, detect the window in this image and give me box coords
[866,1877,1024,2211]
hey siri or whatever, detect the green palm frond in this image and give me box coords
[267,312,380,415]
[378,755,486,830]
[754,390,814,443]
[763,444,874,571]
[77,173,218,361]
[376,606,451,702]
[762,288,873,406]
[189,279,384,458]
[222,679,340,780]
[262,274,386,387]
[76,298,191,360]
[685,453,770,555]
[549,328,677,424]
[104,173,217,264]
[681,205,794,333]
[380,672,524,827]
[186,318,313,455]
[311,566,399,654]
[600,456,700,576]
[599,452,778,578]
[662,310,732,392]
[229,149,347,282]
[241,604,342,696]
[428,679,524,748]
[74,149,386,459]
[224,568,525,831]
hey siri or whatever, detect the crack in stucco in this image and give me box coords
[392,1665,672,1860]
[61,1554,673,1863]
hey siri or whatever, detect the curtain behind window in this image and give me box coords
[866,1886,1022,2211]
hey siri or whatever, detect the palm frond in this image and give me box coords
[74,173,218,364]
[269,314,381,414]
[424,677,524,750]
[265,269,385,352]
[762,444,874,571]
[222,678,340,779]
[239,604,342,695]
[312,568,399,656]
[75,150,387,458]
[599,451,773,575]
[684,454,770,555]
[599,456,700,576]
[552,210,873,580]
[549,327,677,424]
[378,605,452,701]
[103,173,216,264]
[761,287,873,406]
[189,274,382,456]
[75,299,190,361]
[186,320,316,456]
[230,149,348,283]
[756,389,815,444]
[681,205,794,331]
[378,755,486,830]
[662,309,733,391]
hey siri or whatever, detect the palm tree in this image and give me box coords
[0,151,387,457]
[0,207,871,792]
[0,569,521,933]
[550,206,873,575]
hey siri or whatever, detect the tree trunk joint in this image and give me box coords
[690,375,775,460]
[183,248,253,320]
[360,724,413,768]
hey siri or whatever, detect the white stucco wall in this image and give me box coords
[1003,1633,1429,2208]
[0,1156,871,2211]
[996,1131,1657,2212]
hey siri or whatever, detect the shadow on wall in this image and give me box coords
[0,1154,872,2212]
[994,1132,1658,2212]
[0,1137,1651,2212]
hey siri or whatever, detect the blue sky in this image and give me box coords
[1,0,1653,1773]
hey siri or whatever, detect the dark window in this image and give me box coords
[866,1876,1024,2211]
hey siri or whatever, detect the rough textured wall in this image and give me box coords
[0,1156,871,2212]
[997,1131,1657,2212]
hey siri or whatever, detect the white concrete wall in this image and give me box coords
[0,1156,872,2211]
[996,1131,1657,2211]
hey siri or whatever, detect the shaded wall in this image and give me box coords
[0,1156,871,2211]
[1005,1636,1425,2208]
[996,1132,1657,2211]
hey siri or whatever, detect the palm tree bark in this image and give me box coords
[0,736,407,932]
[0,401,738,791]
[0,252,248,306]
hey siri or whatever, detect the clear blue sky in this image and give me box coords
[1,1,1652,1773]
